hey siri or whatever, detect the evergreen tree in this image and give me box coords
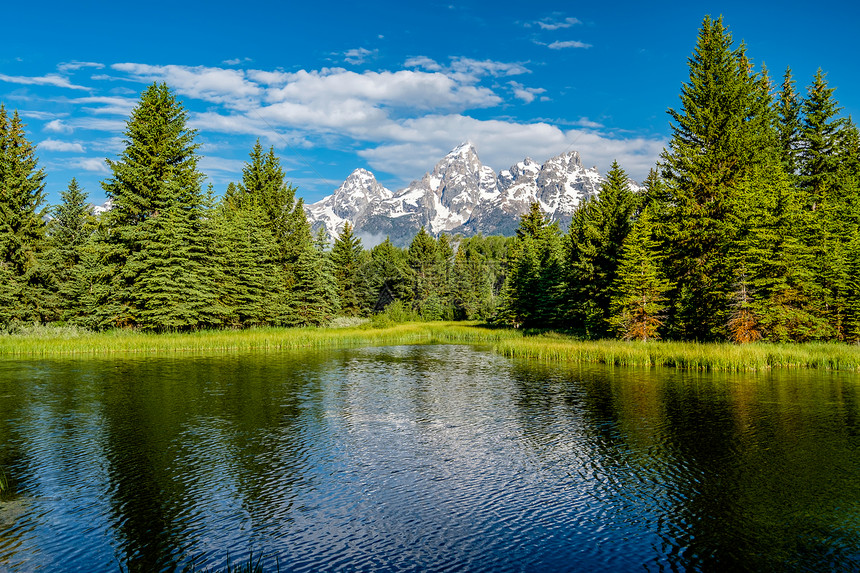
[563,160,638,336]
[777,66,803,175]
[609,208,671,340]
[212,198,280,327]
[331,222,364,316]
[0,106,49,327]
[451,235,497,320]
[92,83,219,331]
[362,238,411,312]
[289,241,339,327]
[46,178,96,322]
[229,139,298,260]
[407,227,446,318]
[657,16,781,340]
[499,203,563,328]
[799,69,844,212]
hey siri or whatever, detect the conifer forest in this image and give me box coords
[2,17,859,343]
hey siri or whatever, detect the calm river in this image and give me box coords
[1,344,859,571]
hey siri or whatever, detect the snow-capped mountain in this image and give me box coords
[307,142,631,245]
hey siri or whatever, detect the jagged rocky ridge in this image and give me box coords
[307,142,633,245]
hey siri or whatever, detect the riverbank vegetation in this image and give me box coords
[4,321,860,373]
[1,16,859,347]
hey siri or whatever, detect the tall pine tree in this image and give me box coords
[91,83,220,331]
[0,106,49,327]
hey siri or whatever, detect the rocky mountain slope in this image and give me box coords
[307,142,632,245]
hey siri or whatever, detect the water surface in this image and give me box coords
[1,345,859,571]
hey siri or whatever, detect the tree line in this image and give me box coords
[500,16,860,343]
[1,16,858,341]
[0,84,511,331]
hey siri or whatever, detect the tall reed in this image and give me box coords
[495,336,860,372]
[0,322,518,357]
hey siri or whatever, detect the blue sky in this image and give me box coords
[2,0,858,207]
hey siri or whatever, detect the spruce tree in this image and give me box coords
[500,203,563,328]
[93,83,219,331]
[0,106,49,327]
[407,227,445,317]
[46,178,96,322]
[777,66,803,175]
[657,16,781,340]
[362,238,411,312]
[212,198,280,327]
[609,207,671,341]
[563,160,638,336]
[799,69,844,212]
[331,222,364,316]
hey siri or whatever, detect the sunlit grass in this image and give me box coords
[3,322,860,372]
[496,336,860,372]
[0,321,518,356]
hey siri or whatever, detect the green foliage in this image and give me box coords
[45,179,96,322]
[499,203,563,327]
[564,160,639,336]
[657,16,783,340]
[362,238,412,311]
[331,222,364,316]
[0,106,49,326]
[609,207,671,340]
[91,83,218,331]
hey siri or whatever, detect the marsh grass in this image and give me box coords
[3,322,860,372]
[0,322,517,357]
[496,336,860,372]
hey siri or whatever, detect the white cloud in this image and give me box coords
[58,61,104,73]
[68,118,127,133]
[0,73,89,90]
[66,95,137,116]
[72,157,110,174]
[39,139,85,152]
[112,63,262,110]
[405,56,443,72]
[356,114,663,183]
[547,40,592,50]
[20,110,64,121]
[44,119,73,134]
[509,82,547,104]
[343,48,376,65]
[573,117,603,128]
[534,16,582,30]
[223,57,252,66]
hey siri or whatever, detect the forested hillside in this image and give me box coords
[1,17,857,342]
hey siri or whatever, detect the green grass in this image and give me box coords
[0,321,518,357]
[3,322,860,372]
[496,335,860,372]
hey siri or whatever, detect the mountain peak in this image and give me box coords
[307,144,616,245]
[446,141,478,159]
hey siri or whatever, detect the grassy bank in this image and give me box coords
[496,336,860,372]
[3,323,860,372]
[0,322,519,356]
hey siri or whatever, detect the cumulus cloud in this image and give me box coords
[39,139,85,152]
[0,73,89,90]
[44,119,74,134]
[79,59,661,186]
[112,63,262,110]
